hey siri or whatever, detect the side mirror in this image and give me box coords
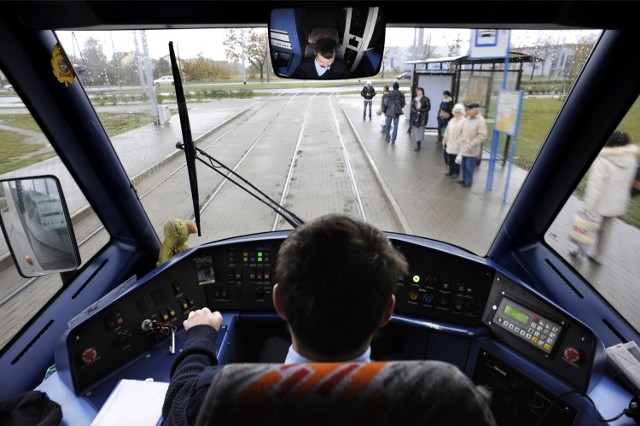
[0,176,80,277]
[269,6,385,80]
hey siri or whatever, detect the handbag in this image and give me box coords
[439,109,451,119]
[455,154,462,165]
[568,208,602,251]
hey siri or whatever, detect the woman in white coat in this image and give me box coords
[580,131,639,263]
[442,103,465,178]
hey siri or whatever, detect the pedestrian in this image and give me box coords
[378,84,390,133]
[442,103,465,177]
[437,90,455,166]
[361,80,376,120]
[458,102,487,187]
[437,90,454,145]
[409,87,430,151]
[572,131,639,263]
[382,81,405,144]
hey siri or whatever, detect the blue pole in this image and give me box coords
[503,91,524,204]
[486,30,511,192]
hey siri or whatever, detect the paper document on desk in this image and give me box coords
[91,379,169,426]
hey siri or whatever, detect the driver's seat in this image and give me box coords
[195,360,496,426]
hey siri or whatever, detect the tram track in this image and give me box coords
[0,93,405,346]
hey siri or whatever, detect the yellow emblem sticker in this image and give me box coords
[51,43,75,87]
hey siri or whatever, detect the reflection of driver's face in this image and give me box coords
[315,53,335,69]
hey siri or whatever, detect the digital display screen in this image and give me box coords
[493,297,564,355]
[504,304,530,324]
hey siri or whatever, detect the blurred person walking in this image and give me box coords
[572,131,639,263]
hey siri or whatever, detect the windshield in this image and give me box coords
[53,27,600,251]
[0,25,605,349]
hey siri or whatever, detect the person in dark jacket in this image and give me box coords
[378,84,390,133]
[291,37,350,79]
[361,80,376,120]
[382,82,406,144]
[409,87,430,151]
[437,90,455,164]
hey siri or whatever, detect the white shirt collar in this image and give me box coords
[284,345,371,364]
[314,59,330,76]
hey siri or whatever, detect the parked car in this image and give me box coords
[153,75,174,86]
[2,83,13,91]
[396,72,411,80]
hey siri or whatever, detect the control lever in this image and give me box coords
[141,319,177,354]
[169,327,176,354]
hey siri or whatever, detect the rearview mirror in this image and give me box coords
[0,176,80,277]
[269,6,385,80]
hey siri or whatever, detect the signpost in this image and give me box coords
[468,30,523,202]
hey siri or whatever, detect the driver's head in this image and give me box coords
[313,37,339,68]
[274,214,408,359]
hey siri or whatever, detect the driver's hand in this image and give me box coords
[183,307,223,331]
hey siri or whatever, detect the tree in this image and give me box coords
[82,37,109,85]
[154,58,171,78]
[223,29,269,81]
[568,33,599,80]
[182,54,230,82]
[421,32,439,59]
[447,34,463,56]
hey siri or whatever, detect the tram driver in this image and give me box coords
[162,214,497,425]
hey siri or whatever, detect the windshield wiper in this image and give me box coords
[175,143,304,229]
[169,41,201,236]
[168,41,303,230]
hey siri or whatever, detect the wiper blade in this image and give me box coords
[169,41,201,236]
[176,143,304,229]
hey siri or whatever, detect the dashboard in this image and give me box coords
[51,231,608,424]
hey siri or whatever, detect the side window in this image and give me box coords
[0,68,108,351]
[545,96,640,332]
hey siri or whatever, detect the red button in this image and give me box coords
[563,347,581,363]
[81,347,98,364]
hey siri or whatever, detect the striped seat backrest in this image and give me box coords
[196,360,496,426]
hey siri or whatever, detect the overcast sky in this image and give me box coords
[56,27,600,62]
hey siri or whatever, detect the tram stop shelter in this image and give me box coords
[405,52,542,164]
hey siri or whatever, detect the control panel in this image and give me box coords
[57,233,597,399]
[482,273,597,392]
[197,242,278,310]
[58,262,210,394]
[392,240,495,327]
[474,351,576,426]
[493,297,564,355]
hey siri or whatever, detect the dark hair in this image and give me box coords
[392,82,399,90]
[275,214,408,357]
[313,37,338,59]
[443,90,452,97]
[605,130,630,147]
